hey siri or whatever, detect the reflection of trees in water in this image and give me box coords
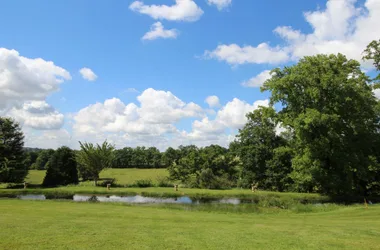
[88,196,99,202]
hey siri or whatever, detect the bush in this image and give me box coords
[42,147,78,187]
[156,176,173,187]
[132,179,153,188]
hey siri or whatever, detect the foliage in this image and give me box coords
[234,107,291,190]
[0,117,28,183]
[363,39,380,78]
[261,53,380,195]
[30,149,55,170]
[113,146,164,168]
[76,141,115,186]
[42,146,78,187]
[131,179,153,188]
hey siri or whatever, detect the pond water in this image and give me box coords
[15,194,242,205]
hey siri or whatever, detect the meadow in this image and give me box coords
[0,200,379,250]
[25,169,169,186]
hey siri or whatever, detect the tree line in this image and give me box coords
[1,40,380,196]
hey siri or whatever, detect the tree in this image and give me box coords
[42,146,78,187]
[31,149,55,170]
[234,107,290,190]
[76,141,115,186]
[0,117,28,183]
[162,147,180,167]
[262,53,380,195]
[363,39,380,75]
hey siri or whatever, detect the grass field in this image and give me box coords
[24,169,168,186]
[0,200,379,250]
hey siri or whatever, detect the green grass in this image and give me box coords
[24,169,168,186]
[0,200,379,249]
[100,168,168,185]
[25,170,46,184]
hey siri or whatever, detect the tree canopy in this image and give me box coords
[42,147,78,187]
[0,117,28,183]
[76,141,115,186]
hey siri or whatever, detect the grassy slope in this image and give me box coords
[24,169,168,186]
[0,200,379,250]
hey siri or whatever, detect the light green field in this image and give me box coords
[0,200,379,250]
[25,170,47,184]
[24,169,168,186]
[100,168,168,185]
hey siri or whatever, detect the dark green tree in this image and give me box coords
[0,117,28,183]
[42,146,78,187]
[262,53,380,195]
[162,147,180,167]
[31,149,55,170]
[234,107,290,190]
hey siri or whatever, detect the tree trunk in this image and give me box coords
[94,178,98,186]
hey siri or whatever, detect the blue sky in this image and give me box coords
[0,0,378,150]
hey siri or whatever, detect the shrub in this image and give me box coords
[133,179,153,188]
[156,176,173,187]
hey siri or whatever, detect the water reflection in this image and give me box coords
[15,194,242,205]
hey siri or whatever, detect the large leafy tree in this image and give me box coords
[0,117,28,183]
[262,54,380,195]
[234,107,291,190]
[42,147,78,187]
[76,141,115,186]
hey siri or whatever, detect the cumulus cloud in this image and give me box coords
[79,67,97,81]
[129,0,204,22]
[207,0,232,10]
[183,98,269,141]
[205,95,221,108]
[72,88,205,142]
[7,101,64,130]
[204,43,289,65]
[142,22,179,41]
[205,0,380,69]
[0,48,71,112]
[242,70,272,88]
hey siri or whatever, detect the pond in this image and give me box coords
[15,194,242,205]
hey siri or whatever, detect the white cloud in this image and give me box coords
[24,128,73,149]
[216,98,269,129]
[124,88,139,93]
[142,22,179,41]
[72,88,205,147]
[207,0,232,10]
[205,0,380,69]
[129,0,204,22]
[7,101,64,130]
[242,70,272,88]
[204,43,289,65]
[79,67,97,81]
[373,89,380,99]
[182,98,269,147]
[205,95,221,108]
[0,48,71,112]
[17,87,270,150]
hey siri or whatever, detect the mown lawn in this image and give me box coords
[24,168,168,186]
[0,200,379,249]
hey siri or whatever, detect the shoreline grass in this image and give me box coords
[0,199,379,249]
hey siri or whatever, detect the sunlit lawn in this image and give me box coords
[24,168,168,186]
[0,200,379,250]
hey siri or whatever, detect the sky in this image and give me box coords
[1,0,379,150]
